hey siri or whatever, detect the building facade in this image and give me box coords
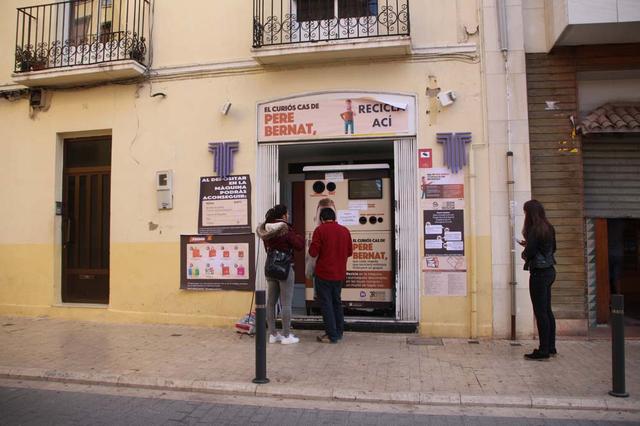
[518,0,640,333]
[1,0,563,339]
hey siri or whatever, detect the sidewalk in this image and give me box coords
[1,316,639,413]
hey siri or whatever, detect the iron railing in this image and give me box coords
[15,0,150,73]
[253,0,410,48]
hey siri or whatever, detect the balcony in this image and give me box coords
[13,0,151,87]
[252,0,411,64]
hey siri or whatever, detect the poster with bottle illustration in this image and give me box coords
[180,234,255,291]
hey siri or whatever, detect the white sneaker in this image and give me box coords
[269,333,282,344]
[280,334,300,345]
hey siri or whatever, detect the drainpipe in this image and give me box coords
[497,0,518,341]
[507,151,517,341]
[469,145,478,340]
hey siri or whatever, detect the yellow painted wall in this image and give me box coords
[0,0,494,337]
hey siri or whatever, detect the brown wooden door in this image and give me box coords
[62,137,111,303]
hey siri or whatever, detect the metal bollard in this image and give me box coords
[252,289,269,384]
[609,294,628,398]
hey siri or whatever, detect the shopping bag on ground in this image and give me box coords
[235,312,255,335]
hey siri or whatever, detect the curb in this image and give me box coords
[1,366,639,413]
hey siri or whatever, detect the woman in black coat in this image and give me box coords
[519,200,557,360]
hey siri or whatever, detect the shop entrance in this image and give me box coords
[584,135,640,328]
[279,140,396,319]
[255,91,420,328]
[61,137,111,304]
[594,218,640,326]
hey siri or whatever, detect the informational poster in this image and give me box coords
[344,233,393,305]
[421,167,467,296]
[180,234,255,291]
[424,271,467,296]
[423,210,464,256]
[419,167,464,210]
[257,93,415,142]
[198,175,251,235]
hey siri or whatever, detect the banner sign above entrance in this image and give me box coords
[257,92,416,142]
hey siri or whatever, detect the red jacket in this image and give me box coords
[309,221,353,281]
[257,220,304,253]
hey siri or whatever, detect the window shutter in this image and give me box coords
[297,0,334,22]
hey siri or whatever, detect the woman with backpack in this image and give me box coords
[519,199,557,360]
[257,204,304,345]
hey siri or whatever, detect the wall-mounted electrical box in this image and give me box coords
[156,170,173,210]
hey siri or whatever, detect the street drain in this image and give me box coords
[406,337,443,346]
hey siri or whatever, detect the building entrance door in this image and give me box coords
[61,137,111,303]
[595,218,640,326]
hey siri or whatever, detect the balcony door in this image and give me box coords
[296,0,377,21]
[293,0,379,41]
[62,137,111,304]
[68,0,115,44]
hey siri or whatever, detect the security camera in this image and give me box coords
[437,91,456,107]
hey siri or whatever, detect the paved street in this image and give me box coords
[1,316,639,415]
[1,380,638,425]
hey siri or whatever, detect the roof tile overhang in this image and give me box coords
[579,104,640,134]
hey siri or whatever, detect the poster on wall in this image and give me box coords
[423,210,464,256]
[180,234,255,291]
[419,167,464,210]
[421,166,467,296]
[198,175,251,235]
[257,93,415,142]
[423,271,467,296]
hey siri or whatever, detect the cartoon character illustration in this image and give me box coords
[421,176,429,199]
[340,99,355,135]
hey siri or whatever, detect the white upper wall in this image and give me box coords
[544,0,640,49]
[567,0,640,24]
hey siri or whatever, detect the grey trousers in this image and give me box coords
[266,266,294,337]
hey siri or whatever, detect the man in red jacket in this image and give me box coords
[309,207,353,343]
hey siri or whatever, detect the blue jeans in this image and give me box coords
[315,277,344,342]
[529,267,556,354]
[344,120,354,134]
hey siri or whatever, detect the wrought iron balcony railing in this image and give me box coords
[15,0,150,73]
[253,0,410,48]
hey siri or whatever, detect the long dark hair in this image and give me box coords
[522,199,554,241]
[265,204,287,223]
